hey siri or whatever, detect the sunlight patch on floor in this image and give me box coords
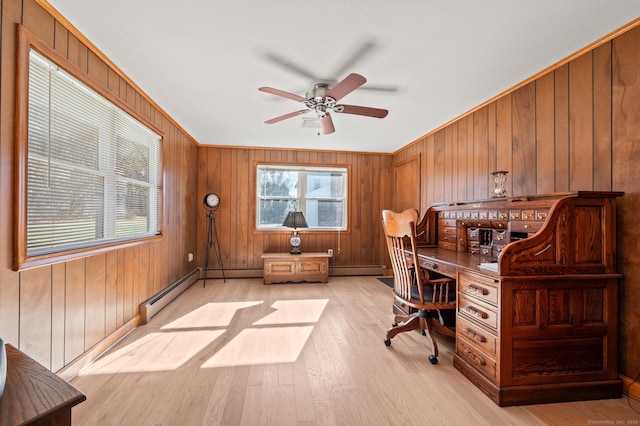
[253,299,328,325]
[79,330,224,374]
[161,301,263,329]
[79,298,327,374]
[201,326,314,367]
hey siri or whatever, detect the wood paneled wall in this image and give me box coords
[1,0,637,388]
[392,24,640,379]
[196,147,393,271]
[0,0,199,372]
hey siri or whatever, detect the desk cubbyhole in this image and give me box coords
[480,229,492,246]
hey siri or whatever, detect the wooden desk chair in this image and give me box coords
[382,209,456,364]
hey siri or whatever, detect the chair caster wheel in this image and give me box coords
[384,338,391,346]
[428,355,438,364]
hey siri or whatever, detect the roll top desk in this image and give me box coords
[412,191,622,406]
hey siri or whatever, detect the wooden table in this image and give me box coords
[0,344,86,425]
[262,252,331,284]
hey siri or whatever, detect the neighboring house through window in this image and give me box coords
[256,164,347,231]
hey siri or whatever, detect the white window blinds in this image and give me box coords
[26,49,162,256]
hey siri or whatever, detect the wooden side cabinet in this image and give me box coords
[262,252,331,285]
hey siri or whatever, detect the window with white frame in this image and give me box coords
[256,164,347,230]
[23,49,162,259]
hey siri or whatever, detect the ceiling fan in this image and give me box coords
[263,40,399,94]
[259,73,389,135]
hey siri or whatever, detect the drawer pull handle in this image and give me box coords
[465,328,486,343]
[466,306,489,319]
[467,285,488,296]
[465,349,486,366]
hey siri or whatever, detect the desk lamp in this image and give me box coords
[282,211,308,254]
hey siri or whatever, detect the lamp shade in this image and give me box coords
[282,211,308,229]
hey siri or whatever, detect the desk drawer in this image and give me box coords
[457,316,497,355]
[459,271,499,305]
[492,229,509,242]
[456,338,497,381]
[510,220,544,233]
[438,218,457,227]
[418,258,456,278]
[439,232,457,243]
[492,245,505,258]
[438,226,457,237]
[438,240,457,251]
[458,294,498,331]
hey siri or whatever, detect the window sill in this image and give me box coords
[14,234,164,271]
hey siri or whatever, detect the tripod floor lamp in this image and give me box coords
[203,193,226,286]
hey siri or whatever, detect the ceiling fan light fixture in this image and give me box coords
[300,117,319,128]
[306,83,329,100]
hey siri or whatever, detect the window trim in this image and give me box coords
[255,162,349,232]
[14,25,165,271]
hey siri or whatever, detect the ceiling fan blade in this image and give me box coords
[327,73,367,102]
[359,84,399,93]
[259,87,306,102]
[332,41,376,77]
[265,109,309,124]
[335,104,388,118]
[264,53,320,81]
[319,113,335,135]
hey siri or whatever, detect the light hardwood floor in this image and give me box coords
[70,277,639,425]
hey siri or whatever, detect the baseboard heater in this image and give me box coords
[139,268,200,324]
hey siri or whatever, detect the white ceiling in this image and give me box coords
[47,1,640,153]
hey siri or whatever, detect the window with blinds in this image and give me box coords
[25,49,162,258]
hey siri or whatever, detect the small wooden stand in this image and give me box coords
[262,252,331,285]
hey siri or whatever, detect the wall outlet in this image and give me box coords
[328,249,333,256]
[188,253,194,262]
